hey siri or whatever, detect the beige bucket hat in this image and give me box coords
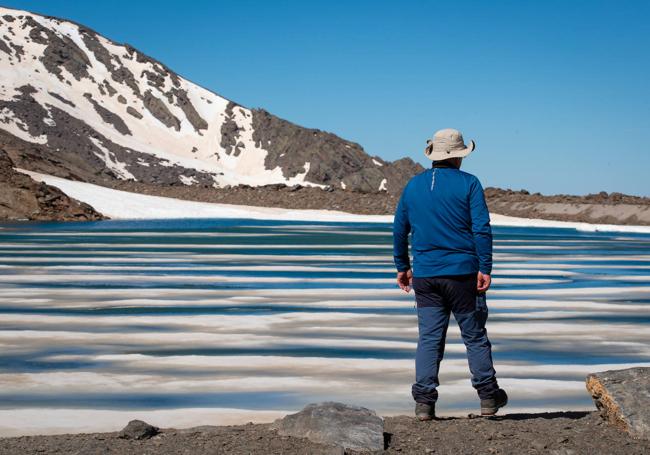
[424,128,475,161]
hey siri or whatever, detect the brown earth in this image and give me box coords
[0,148,104,221]
[107,180,650,225]
[484,188,650,226]
[1,412,649,454]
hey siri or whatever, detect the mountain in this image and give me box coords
[0,6,423,205]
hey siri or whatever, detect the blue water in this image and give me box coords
[0,219,649,431]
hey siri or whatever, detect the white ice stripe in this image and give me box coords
[18,170,650,233]
[495,262,650,270]
[0,273,570,285]
[2,321,649,350]
[2,261,649,273]
[7,230,390,238]
[0,287,411,299]
[3,232,291,237]
[0,329,418,350]
[489,298,650,311]
[0,371,381,395]
[493,254,650,261]
[4,294,650,312]
[2,285,648,302]
[0,264,398,273]
[493,286,650,296]
[0,264,607,277]
[493,245,584,250]
[596,275,650,282]
[0,242,391,250]
[80,354,648,378]
[3,242,614,252]
[0,253,394,262]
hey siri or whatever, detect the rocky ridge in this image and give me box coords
[0,147,103,221]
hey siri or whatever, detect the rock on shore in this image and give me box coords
[270,402,385,451]
[586,367,650,440]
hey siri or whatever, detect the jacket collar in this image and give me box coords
[431,161,458,169]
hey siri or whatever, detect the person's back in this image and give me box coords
[393,128,508,421]
[395,164,492,279]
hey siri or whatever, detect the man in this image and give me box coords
[393,128,507,421]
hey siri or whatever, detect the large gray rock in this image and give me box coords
[118,419,159,440]
[586,367,650,439]
[271,402,385,451]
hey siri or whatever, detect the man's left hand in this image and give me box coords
[397,269,413,293]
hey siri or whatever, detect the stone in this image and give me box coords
[586,367,650,439]
[118,420,159,440]
[270,402,385,452]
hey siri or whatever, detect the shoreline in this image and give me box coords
[0,405,598,438]
[19,171,650,234]
[2,411,650,454]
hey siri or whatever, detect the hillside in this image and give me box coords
[0,6,422,202]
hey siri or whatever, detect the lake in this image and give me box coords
[0,218,649,435]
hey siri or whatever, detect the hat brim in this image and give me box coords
[425,139,475,161]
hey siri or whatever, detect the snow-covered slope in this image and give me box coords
[0,7,422,194]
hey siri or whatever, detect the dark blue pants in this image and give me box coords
[411,274,499,404]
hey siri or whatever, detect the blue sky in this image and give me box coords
[4,0,649,195]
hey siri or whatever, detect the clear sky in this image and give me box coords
[3,0,649,196]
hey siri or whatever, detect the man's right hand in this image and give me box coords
[397,269,413,293]
[477,271,491,293]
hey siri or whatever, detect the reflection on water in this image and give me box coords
[0,218,649,434]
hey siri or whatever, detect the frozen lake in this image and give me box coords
[0,218,649,436]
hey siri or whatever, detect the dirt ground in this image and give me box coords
[1,411,649,455]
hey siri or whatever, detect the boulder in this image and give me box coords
[270,402,384,452]
[586,367,650,439]
[118,419,159,440]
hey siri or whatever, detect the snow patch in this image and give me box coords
[179,175,198,185]
[378,178,387,191]
[17,171,650,233]
[372,158,383,167]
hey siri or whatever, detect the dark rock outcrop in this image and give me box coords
[586,367,650,440]
[251,108,423,194]
[270,402,385,451]
[0,148,104,221]
[143,90,180,131]
[118,420,159,440]
[83,93,131,135]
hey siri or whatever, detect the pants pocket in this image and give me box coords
[475,293,488,327]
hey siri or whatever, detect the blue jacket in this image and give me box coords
[393,164,493,277]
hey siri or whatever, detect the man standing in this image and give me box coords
[393,128,507,420]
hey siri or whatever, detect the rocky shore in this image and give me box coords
[1,411,649,455]
[107,180,650,225]
[0,149,104,221]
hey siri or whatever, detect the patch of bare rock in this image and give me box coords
[0,148,104,221]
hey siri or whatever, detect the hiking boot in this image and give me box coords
[415,402,435,421]
[480,389,508,416]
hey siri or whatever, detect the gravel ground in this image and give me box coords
[1,412,649,455]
